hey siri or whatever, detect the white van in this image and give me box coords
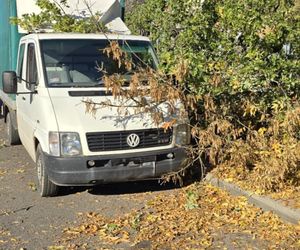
[2,33,190,196]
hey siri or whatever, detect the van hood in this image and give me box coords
[48,88,173,133]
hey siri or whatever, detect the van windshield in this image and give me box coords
[40,39,158,87]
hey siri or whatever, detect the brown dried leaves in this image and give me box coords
[59,184,300,249]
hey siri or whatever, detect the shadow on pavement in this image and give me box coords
[58,179,181,197]
[90,180,180,195]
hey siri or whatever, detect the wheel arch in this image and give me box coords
[4,107,18,130]
[34,137,40,160]
[32,131,49,162]
[3,105,9,123]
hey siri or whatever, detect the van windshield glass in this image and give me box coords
[40,39,158,87]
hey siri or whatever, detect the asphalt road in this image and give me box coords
[0,117,179,249]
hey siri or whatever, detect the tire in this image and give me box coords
[0,100,4,119]
[5,112,20,146]
[36,144,58,197]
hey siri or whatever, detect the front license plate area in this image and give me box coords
[142,161,155,168]
[111,156,156,167]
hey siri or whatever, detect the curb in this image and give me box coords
[204,173,300,225]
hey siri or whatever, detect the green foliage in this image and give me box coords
[127,0,300,192]
[105,223,120,233]
[10,0,107,33]
[128,0,299,97]
[185,190,199,210]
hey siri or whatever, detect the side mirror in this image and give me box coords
[2,71,17,94]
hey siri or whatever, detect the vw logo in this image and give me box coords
[127,133,140,148]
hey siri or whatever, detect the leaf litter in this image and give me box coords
[55,183,300,249]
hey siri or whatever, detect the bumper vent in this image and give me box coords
[86,128,173,152]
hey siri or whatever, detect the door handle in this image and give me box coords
[22,97,26,101]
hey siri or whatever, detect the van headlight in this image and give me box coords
[61,132,82,156]
[175,124,191,146]
[49,132,82,157]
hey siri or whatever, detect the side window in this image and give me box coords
[26,43,38,87]
[17,44,25,83]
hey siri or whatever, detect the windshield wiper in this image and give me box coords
[91,82,105,87]
[69,81,105,88]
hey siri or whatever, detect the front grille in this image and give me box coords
[86,128,173,152]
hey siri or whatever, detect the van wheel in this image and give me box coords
[36,144,58,197]
[5,112,20,145]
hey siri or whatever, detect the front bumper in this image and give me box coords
[44,147,187,186]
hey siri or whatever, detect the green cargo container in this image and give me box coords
[0,0,22,103]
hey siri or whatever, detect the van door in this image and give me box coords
[17,41,39,158]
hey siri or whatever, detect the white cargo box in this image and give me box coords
[16,0,130,34]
